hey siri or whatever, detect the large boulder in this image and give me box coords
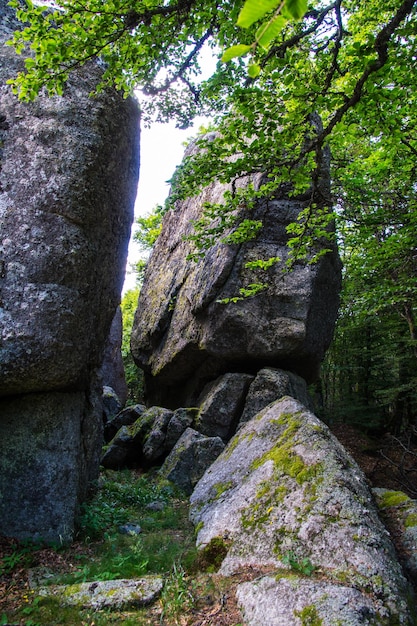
[238,367,313,426]
[160,427,225,495]
[190,397,415,624]
[0,0,139,541]
[196,373,254,441]
[131,138,341,408]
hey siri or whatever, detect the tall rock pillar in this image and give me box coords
[0,0,140,542]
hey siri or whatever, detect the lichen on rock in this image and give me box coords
[190,396,415,623]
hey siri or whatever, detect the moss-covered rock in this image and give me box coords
[38,576,163,610]
[190,397,415,624]
[374,488,417,584]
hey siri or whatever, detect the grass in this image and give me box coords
[0,469,200,625]
[0,468,247,626]
[57,469,198,583]
[0,470,255,626]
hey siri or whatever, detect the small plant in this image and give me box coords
[282,551,316,576]
[0,540,39,576]
[160,563,195,625]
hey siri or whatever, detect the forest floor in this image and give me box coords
[1,422,416,625]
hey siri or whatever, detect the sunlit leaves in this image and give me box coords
[221,44,252,62]
[222,219,263,244]
[247,62,261,77]
[216,282,269,304]
[284,0,307,20]
[222,0,308,72]
[244,256,280,270]
[237,0,283,29]
[256,15,286,49]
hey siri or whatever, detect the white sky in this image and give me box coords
[122,116,209,293]
[122,46,218,294]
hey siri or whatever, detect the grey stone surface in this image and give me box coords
[131,136,341,407]
[101,406,157,468]
[0,50,139,394]
[236,576,388,626]
[0,388,103,543]
[101,405,198,469]
[104,403,147,443]
[238,367,313,426]
[101,426,133,469]
[102,386,123,424]
[102,406,198,468]
[38,576,163,609]
[190,397,415,623]
[0,0,139,542]
[99,307,128,406]
[160,427,225,495]
[142,407,174,463]
[196,373,254,440]
[373,488,417,583]
[164,407,198,449]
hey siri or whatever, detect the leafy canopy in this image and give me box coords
[7,0,417,429]
[7,0,417,291]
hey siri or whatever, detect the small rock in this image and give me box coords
[102,386,123,424]
[146,501,165,512]
[104,403,147,443]
[196,373,254,440]
[160,428,225,495]
[118,523,142,535]
[38,576,163,610]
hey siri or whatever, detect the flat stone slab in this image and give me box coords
[38,576,163,610]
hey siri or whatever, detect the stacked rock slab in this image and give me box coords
[131,135,342,408]
[0,0,139,542]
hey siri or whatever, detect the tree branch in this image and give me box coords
[318,0,416,148]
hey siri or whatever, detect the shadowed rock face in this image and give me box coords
[131,139,341,408]
[0,27,139,394]
[0,0,140,542]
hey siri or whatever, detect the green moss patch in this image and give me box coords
[405,512,417,528]
[378,490,410,508]
[250,415,323,485]
[197,536,231,572]
[294,605,323,626]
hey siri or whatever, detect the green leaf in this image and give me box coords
[284,0,307,20]
[256,15,286,49]
[221,44,252,63]
[247,62,261,78]
[237,0,282,29]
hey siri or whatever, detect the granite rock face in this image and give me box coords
[99,308,128,406]
[131,138,341,408]
[160,427,225,495]
[190,397,415,624]
[196,373,254,441]
[0,0,140,541]
[238,367,313,426]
